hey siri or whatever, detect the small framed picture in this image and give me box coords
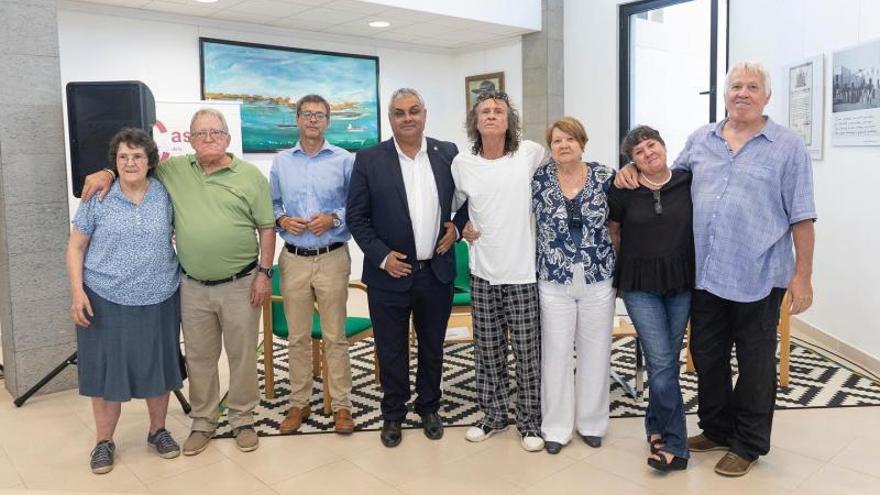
[465,71,505,112]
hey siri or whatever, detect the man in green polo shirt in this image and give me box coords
[82,108,275,455]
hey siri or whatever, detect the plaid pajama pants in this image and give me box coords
[470,275,542,436]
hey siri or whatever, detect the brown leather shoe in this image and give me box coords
[714,452,756,476]
[279,406,311,434]
[334,409,355,434]
[687,433,728,452]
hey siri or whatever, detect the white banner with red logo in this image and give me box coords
[154,100,243,161]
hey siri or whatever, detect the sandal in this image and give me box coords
[647,436,663,454]
[647,452,688,472]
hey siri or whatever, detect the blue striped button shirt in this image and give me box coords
[270,140,354,248]
[673,117,816,303]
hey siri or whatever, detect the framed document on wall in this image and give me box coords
[787,55,824,160]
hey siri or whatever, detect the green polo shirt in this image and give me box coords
[156,154,274,280]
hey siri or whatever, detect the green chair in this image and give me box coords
[262,266,378,415]
[452,240,472,314]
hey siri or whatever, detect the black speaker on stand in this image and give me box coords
[66,80,156,198]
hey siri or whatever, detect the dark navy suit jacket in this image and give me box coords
[346,137,467,292]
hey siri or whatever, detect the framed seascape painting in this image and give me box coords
[200,38,380,153]
[465,71,505,112]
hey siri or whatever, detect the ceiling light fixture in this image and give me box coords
[195,0,219,3]
[368,20,391,28]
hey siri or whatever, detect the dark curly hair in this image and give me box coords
[108,127,159,176]
[465,92,521,156]
[620,125,665,161]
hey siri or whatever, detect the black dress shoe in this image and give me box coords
[545,441,563,454]
[380,420,402,448]
[420,412,444,440]
[580,434,602,448]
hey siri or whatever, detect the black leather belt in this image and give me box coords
[183,260,257,286]
[413,259,432,271]
[285,242,344,257]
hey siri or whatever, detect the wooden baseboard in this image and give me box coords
[791,317,880,378]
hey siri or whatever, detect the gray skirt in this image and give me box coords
[76,286,183,402]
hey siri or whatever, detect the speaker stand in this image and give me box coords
[13,351,191,413]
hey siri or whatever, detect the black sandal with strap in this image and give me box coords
[647,452,688,472]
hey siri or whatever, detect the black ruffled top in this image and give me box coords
[608,170,694,294]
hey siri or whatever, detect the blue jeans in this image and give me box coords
[622,290,691,458]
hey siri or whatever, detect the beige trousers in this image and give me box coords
[180,272,260,431]
[278,245,352,411]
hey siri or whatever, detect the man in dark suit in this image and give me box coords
[347,88,467,447]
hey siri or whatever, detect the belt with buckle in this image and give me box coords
[285,242,344,257]
[183,260,257,286]
[413,259,432,271]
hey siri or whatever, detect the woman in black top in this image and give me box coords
[608,126,694,472]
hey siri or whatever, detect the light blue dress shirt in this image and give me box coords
[673,117,817,303]
[72,178,179,306]
[270,140,354,248]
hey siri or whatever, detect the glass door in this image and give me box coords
[619,0,727,165]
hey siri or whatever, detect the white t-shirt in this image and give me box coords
[451,140,546,285]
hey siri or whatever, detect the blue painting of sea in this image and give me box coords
[202,40,380,152]
[241,102,379,152]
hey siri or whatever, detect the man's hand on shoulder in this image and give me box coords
[81,169,115,201]
[613,163,640,189]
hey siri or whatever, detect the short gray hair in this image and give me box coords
[388,88,425,113]
[725,61,772,97]
[190,108,229,133]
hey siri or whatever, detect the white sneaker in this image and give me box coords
[465,424,507,442]
[521,433,544,452]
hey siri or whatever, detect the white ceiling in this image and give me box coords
[74,0,537,49]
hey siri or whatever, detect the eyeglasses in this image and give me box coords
[191,129,228,140]
[476,90,509,103]
[652,190,663,215]
[116,153,147,163]
[298,110,327,121]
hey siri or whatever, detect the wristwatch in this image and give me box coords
[331,214,342,228]
[257,266,274,278]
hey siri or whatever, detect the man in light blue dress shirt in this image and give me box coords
[617,62,816,476]
[270,94,356,435]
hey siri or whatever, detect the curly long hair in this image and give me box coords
[465,92,521,156]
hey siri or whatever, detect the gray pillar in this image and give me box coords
[522,0,564,143]
[0,0,75,398]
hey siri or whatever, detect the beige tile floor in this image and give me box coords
[0,379,878,495]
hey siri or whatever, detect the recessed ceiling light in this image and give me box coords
[195,0,219,3]
[368,20,391,28]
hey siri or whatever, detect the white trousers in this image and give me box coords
[539,268,615,444]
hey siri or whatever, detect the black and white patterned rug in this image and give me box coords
[215,336,880,437]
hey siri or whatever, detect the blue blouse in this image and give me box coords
[72,178,179,306]
[532,160,616,285]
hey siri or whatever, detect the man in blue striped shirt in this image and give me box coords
[270,94,356,435]
[618,62,816,477]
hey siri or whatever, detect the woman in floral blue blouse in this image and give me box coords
[532,117,616,455]
[66,128,182,474]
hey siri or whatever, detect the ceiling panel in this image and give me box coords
[73,0,536,49]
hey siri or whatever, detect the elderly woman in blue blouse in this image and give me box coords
[66,128,182,475]
[608,125,693,472]
[533,117,616,455]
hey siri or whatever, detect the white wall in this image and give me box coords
[57,7,521,278]
[729,0,880,360]
[565,0,880,361]
[562,0,622,166]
